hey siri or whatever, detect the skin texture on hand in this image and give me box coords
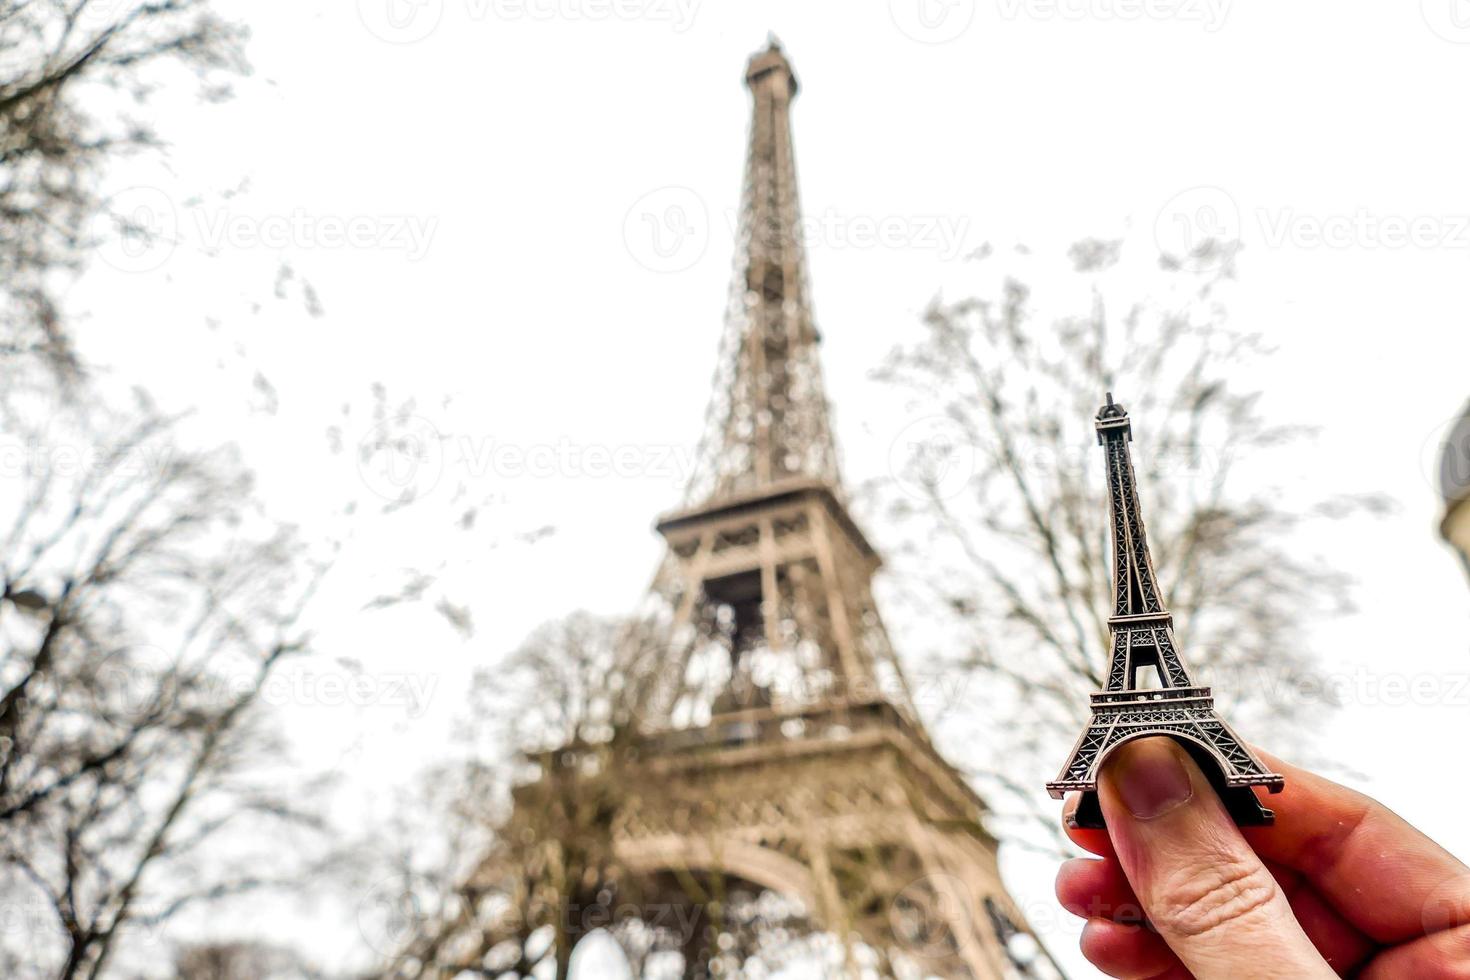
[1055,738,1470,978]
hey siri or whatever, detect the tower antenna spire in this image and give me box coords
[684,36,829,505]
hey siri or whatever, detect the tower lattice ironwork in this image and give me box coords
[388,40,1066,980]
[1048,394,1284,829]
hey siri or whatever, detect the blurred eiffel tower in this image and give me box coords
[403,40,1065,980]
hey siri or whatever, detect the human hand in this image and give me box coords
[1055,737,1470,978]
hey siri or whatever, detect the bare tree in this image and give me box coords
[0,0,247,376]
[873,238,1385,847]
[0,8,498,977]
[367,613,645,979]
[369,612,820,980]
[0,355,502,978]
[0,371,332,978]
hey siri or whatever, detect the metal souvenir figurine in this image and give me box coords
[1047,394,1284,829]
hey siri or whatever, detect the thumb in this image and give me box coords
[1098,738,1331,979]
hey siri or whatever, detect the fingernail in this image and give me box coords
[1105,738,1193,819]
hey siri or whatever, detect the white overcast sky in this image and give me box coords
[66,1,1470,976]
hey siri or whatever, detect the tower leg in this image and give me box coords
[808,843,861,979]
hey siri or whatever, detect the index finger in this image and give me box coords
[1242,749,1470,944]
[1063,792,1114,857]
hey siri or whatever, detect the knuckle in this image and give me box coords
[1151,857,1279,939]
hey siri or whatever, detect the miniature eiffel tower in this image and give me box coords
[410,40,1065,980]
[1048,394,1285,829]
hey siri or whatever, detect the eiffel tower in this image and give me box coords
[402,40,1064,980]
[1047,394,1285,829]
